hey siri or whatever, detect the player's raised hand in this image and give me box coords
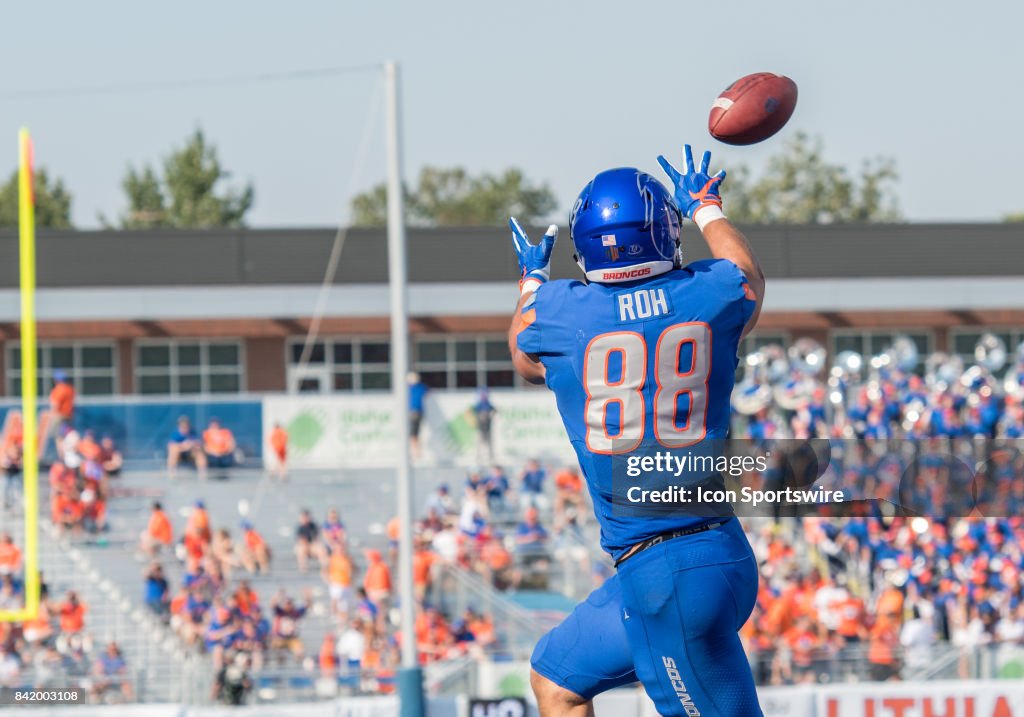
[657,145,727,230]
[510,217,558,294]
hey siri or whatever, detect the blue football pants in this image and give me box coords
[531,518,763,716]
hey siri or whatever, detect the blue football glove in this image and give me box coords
[510,217,557,294]
[657,145,727,230]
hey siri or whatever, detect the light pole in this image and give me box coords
[384,60,424,717]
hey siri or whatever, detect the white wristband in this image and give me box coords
[520,278,543,296]
[694,205,726,232]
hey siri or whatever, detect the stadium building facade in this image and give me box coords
[0,223,1022,398]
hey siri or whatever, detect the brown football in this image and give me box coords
[708,73,798,146]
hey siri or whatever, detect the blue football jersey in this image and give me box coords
[517,258,757,559]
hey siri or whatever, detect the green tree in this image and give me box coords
[1004,212,1024,222]
[115,129,254,228]
[351,166,557,227]
[724,132,901,224]
[0,168,73,228]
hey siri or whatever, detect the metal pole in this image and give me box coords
[384,60,425,717]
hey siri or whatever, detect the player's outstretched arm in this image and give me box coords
[702,219,765,336]
[507,218,554,385]
[657,145,765,336]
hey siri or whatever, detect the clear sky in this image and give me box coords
[2,0,1021,228]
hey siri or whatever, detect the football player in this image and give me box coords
[508,146,765,716]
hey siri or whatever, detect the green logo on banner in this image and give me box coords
[287,410,326,456]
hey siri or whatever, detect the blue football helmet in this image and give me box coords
[569,167,682,284]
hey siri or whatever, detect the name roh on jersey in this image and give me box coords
[617,288,670,323]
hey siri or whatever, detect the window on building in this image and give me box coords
[286,337,392,392]
[136,340,244,395]
[6,341,118,396]
[951,328,1024,375]
[413,335,519,389]
[829,330,933,374]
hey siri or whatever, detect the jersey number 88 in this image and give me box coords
[583,322,710,454]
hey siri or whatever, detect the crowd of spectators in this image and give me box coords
[741,516,1024,684]
[166,415,241,480]
[0,559,132,703]
[730,344,1024,683]
[1,349,1023,702]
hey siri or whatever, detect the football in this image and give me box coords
[708,72,798,146]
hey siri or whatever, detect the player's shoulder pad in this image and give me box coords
[683,258,756,323]
[517,279,583,356]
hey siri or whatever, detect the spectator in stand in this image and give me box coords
[386,515,401,565]
[294,509,321,572]
[60,425,83,471]
[269,422,289,481]
[415,605,453,663]
[997,602,1024,644]
[363,549,392,609]
[1,413,23,509]
[186,500,212,546]
[168,416,208,479]
[51,487,84,536]
[232,618,266,671]
[233,580,260,618]
[238,521,270,575]
[143,562,170,616]
[519,459,547,512]
[33,644,68,689]
[781,615,821,684]
[408,373,428,461]
[471,390,497,464]
[321,508,347,555]
[868,612,902,681]
[458,499,487,539]
[203,418,237,471]
[515,507,548,558]
[323,546,354,617]
[318,632,338,677]
[412,536,439,604]
[477,531,513,590]
[337,617,368,679]
[99,436,123,477]
[205,602,236,668]
[900,605,936,674]
[91,642,133,702]
[424,483,456,519]
[0,644,21,689]
[465,608,497,649]
[211,529,240,579]
[0,575,20,610]
[269,588,313,664]
[78,430,102,464]
[48,371,75,455]
[835,588,868,653]
[58,590,87,636]
[0,533,22,576]
[484,465,509,514]
[554,466,585,527]
[22,602,54,647]
[212,651,252,706]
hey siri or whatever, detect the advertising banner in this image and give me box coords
[263,391,575,469]
[817,680,1024,717]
